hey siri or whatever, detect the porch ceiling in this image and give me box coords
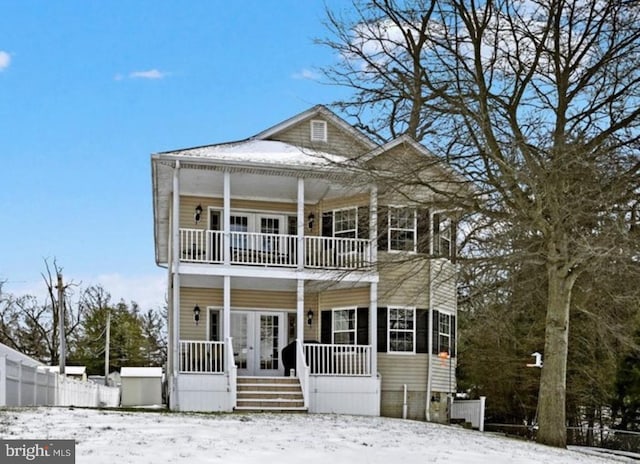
[179,275,372,292]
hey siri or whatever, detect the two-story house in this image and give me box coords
[151,105,459,421]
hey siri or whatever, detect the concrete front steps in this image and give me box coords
[235,376,307,413]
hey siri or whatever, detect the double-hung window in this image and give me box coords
[388,307,415,353]
[333,308,356,344]
[334,208,357,239]
[389,207,416,252]
[438,313,451,354]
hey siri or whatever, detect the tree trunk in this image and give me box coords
[537,264,574,447]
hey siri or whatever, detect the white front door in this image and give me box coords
[231,311,286,376]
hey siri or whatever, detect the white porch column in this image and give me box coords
[369,186,378,378]
[171,161,181,409]
[296,279,304,343]
[297,177,305,270]
[223,276,231,341]
[223,170,231,266]
[296,178,305,344]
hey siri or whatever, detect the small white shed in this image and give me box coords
[120,367,163,407]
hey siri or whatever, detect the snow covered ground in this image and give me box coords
[0,407,631,463]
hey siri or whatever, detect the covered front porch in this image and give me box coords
[174,339,380,415]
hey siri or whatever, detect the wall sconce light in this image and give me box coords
[307,310,314,326]
[307,212,315,230]
[194,204,203,224]
[193,304,201,325]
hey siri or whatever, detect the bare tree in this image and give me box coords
[321,0,640,447]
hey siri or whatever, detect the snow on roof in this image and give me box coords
[121,367,163,378]
[159,139,345,168]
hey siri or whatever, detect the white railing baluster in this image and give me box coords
[179,340,225,374]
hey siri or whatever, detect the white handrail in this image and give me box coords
[229,231,297,266]
[179,340,225,373]
[226,337,237,409]
[303,343,372,376]
[296,339,310,409]
[305,236,371,269]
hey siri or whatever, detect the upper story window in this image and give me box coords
[388,307,415,353]
[433,213,453,258]
[310,120,327,142]
[388,207,416,252]
[432,310,456,357]
[334,208,357,238]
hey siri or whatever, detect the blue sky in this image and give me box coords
[0,1,352,309]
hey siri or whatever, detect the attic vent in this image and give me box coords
[310,120,327,142]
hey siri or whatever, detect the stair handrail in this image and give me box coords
[226,336,237,409]
[296,339,310,409]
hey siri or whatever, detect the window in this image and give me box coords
[334,208,357,238]
[431,310,456,357]
[388,307,415,353]
[389,207,416,252]
[333,308,356,344]
[310,119,327,142]
[438,313,451,354]
[433,213,456,260]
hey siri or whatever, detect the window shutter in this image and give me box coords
[321,310,332,344]
[321,212,333,238]
[431,310,440,354]
[416,309,429,353]
[450,220,457,263]
[432,213,441,256]
[357,207,369,239]
[357,307,369,345]
[377,307,387,352]
[209,311,219,342]
[417,208,430,253]
[377,206,388,251]
[451,315,456,358]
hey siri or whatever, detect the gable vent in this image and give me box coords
[310,120,327,142]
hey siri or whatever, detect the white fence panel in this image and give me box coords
[451,397,486,431]
[0,345,120,408]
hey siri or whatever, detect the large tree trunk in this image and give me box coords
[537,264,574,447]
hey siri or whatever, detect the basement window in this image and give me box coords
[310,120,327,142]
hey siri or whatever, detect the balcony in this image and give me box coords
[179,229,371,270]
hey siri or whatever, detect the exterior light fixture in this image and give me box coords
[193,304,201,325]
[194,204,203,224]
[307,212,315,229]
[307,310,314,326]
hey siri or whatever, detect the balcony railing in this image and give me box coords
[178,229,371,270]
[303,343,372,376]
[179,340,225,373]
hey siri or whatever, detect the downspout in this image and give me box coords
[171,160,181,410]
[426,211,434,421]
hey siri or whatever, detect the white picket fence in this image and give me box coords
[0,344,120,408]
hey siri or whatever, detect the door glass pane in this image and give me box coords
[231,215,248,250]
[260,218,280,253]
[260,315,279,370]
[231,313,248,369]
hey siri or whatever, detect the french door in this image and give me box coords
[231,311,286,376]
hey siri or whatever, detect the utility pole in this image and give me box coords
[56,273,66,375]
[104,310,111,385]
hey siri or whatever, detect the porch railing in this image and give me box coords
[179,340,225,373]
[226,337,237,408]
[305,236,371,269]
[296,339,310,408]
[304,343,372,376]
[179,228,371,270]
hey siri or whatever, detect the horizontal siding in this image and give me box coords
[431,355,457,393]
[178,287,296,340]
[378,353,428,390]
[319,193,369,212]
[272,117,370,158]
[318,287,370,309]
[430,259,456,313]
[378,257,430,307]
[179,195,299,230]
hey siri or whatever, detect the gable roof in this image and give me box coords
[252,104,377,151]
